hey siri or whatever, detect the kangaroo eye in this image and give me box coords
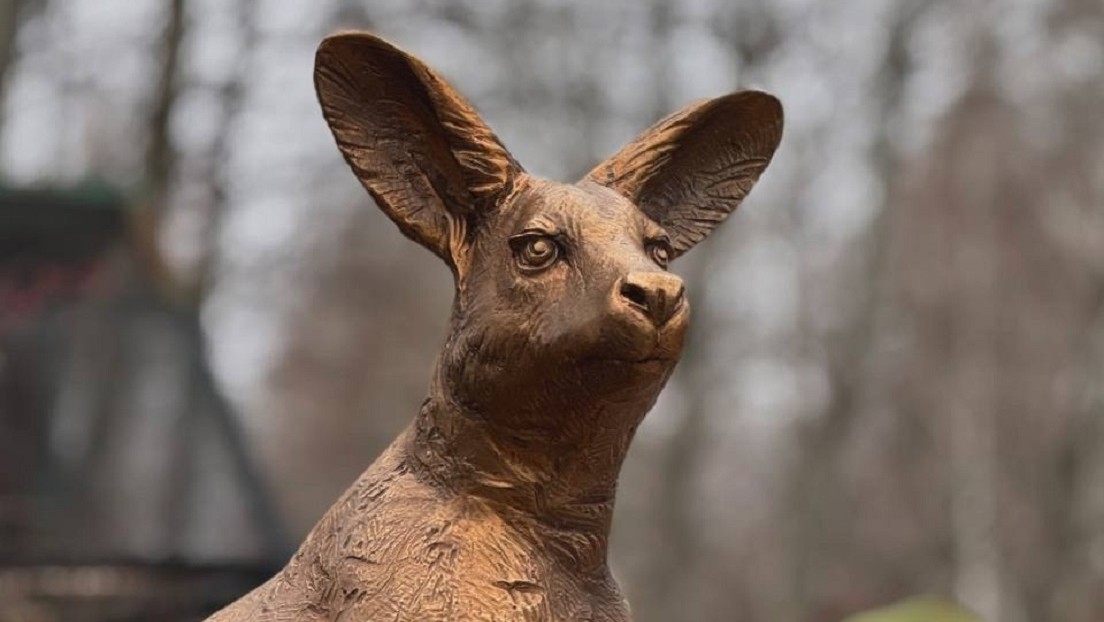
[647,239,673,268]
[511,234,561,272]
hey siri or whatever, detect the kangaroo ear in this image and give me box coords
[315,33,523,267]
[586,91,783,258]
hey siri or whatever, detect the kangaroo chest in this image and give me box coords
[270,443,632,622]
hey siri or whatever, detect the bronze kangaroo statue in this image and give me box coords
[208,32,782,622]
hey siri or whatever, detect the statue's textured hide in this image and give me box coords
[207,32,782,622]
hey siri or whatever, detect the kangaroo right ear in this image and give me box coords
[315,33,523,268]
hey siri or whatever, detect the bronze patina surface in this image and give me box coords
[208,32,783,622]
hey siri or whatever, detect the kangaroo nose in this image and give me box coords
[619,272,686,327]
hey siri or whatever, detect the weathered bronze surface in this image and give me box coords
[207,32,782,622]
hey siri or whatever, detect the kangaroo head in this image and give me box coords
[314,33,782,469]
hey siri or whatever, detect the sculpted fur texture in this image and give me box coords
[207,32,783,622]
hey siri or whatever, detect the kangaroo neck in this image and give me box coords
[404,365,663,570]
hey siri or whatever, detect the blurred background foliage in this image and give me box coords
[0,0,1102,620]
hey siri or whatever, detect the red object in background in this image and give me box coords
[0,185,125,332]
[0,259,113,332]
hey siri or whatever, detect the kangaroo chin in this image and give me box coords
[207,32,782,622]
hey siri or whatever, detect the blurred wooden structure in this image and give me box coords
[0,184,287,621]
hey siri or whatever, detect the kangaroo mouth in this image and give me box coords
[585,341,682,367]
[578,299,689,369]
[581,355,676,374]
[634,354,675,364]
[622,307,689,365]
[624,351,680,366]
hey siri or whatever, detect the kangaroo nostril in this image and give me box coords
[620,280,650,310]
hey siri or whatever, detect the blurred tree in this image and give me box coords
[0,0,287,566]
[0,0,23,96]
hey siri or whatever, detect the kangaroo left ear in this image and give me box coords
[585,91,783,258]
